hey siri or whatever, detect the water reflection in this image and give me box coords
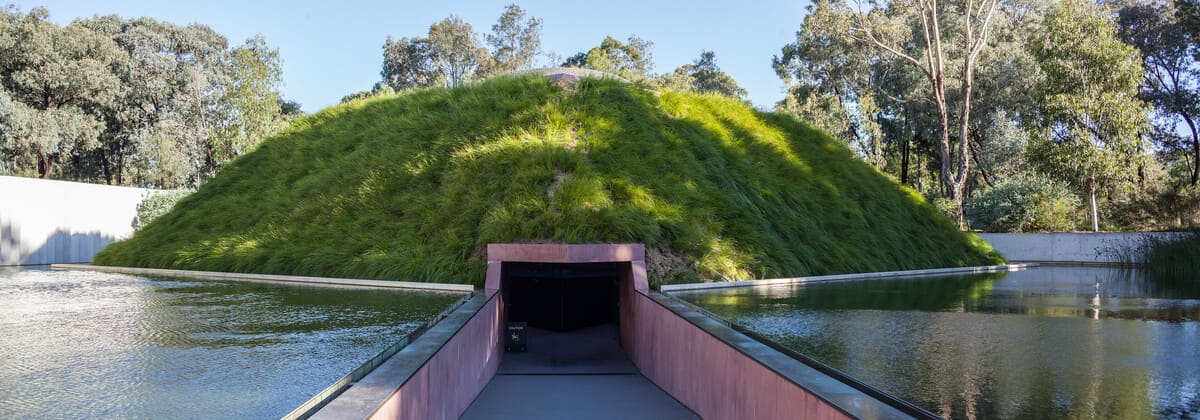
[676,266,1200,419]
[0,269,464,419]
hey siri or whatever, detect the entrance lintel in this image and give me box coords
[484,243,648,292]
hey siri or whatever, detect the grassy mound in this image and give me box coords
[95,76,1002,286]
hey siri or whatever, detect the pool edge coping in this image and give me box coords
[50,264,475,292]
[660,263,1039,292]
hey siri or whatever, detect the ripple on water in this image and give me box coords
[678,266,1200,419]
[0,269,464,418]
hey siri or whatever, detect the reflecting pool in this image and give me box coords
[676,266,1200,419]
[0,269,464,419]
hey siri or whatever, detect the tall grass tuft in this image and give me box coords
[94,76,1003,286]
[1144,232,1200,279]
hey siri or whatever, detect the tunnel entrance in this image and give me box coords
[495,260,634,376]
[501,262,620,332]
[463,244,696,419]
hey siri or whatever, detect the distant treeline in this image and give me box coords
[0,6,298,189]
[342,4,748,102]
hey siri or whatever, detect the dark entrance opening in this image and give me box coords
[495,261,632,375]
[501,262,620,332]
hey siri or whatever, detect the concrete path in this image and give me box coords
[461,324,696,420]
[497,325,637,375]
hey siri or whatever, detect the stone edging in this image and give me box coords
[661,263,1038,292]
[49,263,475,292]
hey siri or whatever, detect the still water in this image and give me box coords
[0,269,464,419]
[676,266,1200,419]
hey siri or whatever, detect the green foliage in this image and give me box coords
[0,6,292,188]
[481,4,542,76]
[929,196,960,222]
[0,6,123,179]
[965,175,1080,232]
[134,189,194,229]
[562,35,654,80]
[428,15,489,87]
[1030,0,1150,231]
[218,35,285,163]
[380,36,442,90]
[1106,164,1200,230]
[1118,1,1200,187]
[657,50,747,99]
[379,5,543,90]
[95,76,1002,285]
[773,0,884,165]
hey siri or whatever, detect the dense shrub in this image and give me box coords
[966,175,1080,232]
[134,189,193,229]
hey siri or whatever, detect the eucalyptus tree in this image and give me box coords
[562,35,655,80]
[78,15,282,188]
[1118,1,1200,186]
[1030,0,1149,231]
[78,16,235,186]
[380,36,442,90]
[660,51,748,98]
[428,15,489,88]
[0,7,124,179]
[849,0,1003,227]
[773,0,888,170]
[1,6,287,188]
[219,35,284,166]
[482,4,543,76]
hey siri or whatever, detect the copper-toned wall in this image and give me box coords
[620,287,852,420]
[368,291,503,420]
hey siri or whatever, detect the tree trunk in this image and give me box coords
[36,151,53,178]
[917,152,925,193]
[969,130,992,188]
[100,147,113,185]
[901,134,912,186]
[954,66,975,230]
[115,139,127,185]
[1183,111,1200,186]
[1089,173,1099,232]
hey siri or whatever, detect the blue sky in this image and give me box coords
[16,0,809,113]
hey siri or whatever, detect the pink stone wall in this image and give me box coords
[484,244,646,290]
[368,291,503,420]
[621,287,852,420]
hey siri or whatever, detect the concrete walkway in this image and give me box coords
[461,324,697,420]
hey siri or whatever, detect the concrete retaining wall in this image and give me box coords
[1,176,154,265]
[977,232,1191,264]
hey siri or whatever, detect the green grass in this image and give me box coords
[1144,232,1200,279]
[94,76,1002,286]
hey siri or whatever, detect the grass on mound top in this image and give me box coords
[94,75,1002,286]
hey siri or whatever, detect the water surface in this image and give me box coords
[0,269,464,419]
[676,266,1200,419]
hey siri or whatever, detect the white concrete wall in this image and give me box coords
[977,232,1191,264]
[1,176,153,265]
